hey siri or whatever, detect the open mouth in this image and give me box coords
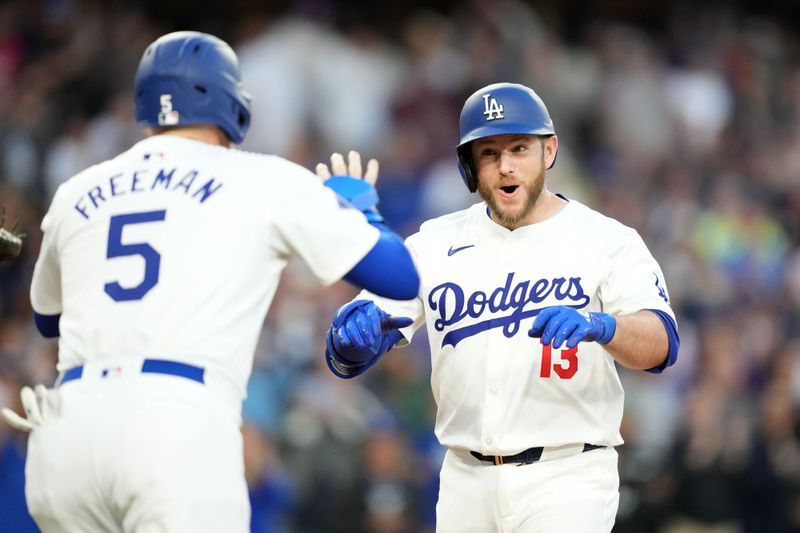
[499,185,519,194]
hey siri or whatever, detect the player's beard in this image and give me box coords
[477,162,545,228]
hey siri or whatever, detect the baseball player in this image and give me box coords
[321,83,680,532]
[2,31,419,532]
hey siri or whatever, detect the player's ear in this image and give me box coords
[543,135,558,170]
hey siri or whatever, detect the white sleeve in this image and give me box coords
[600,227,675,319]
[273,166,380,286]
[30,190,64,315]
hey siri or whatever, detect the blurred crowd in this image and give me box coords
[1,1,800,532]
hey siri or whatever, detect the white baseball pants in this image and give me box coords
[24,359,249,533]
[436,446,619,532]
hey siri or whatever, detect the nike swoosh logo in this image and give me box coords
[447,244,475,256]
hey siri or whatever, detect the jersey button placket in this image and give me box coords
[481,342,502,452]
[481,239,510,453]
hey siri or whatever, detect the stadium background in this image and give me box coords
[1,0,799,531]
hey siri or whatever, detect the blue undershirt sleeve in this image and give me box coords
[343,222,419,300]
[34,312,61,338]
[644,309,679,374]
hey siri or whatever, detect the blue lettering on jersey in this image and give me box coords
[172,170,197,193]
[109,174,124,197]
[152,168,176,189]
[73,167,224,220]
[131,170,145,192]
[88,186,106,208]
[192,179,223,203]
[654,273,669,304]
[428,272,590,347]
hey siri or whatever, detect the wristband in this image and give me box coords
[589,312,617,344]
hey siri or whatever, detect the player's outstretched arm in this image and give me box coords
[528,306,678,372]
[316,151,419,301]
[325,300,412,379]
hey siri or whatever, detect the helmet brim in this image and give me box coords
[457,122,555,149]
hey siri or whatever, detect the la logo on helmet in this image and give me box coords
[482,94,504,121]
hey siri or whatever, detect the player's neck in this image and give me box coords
[145,126,232,147]
[491,189,567,231]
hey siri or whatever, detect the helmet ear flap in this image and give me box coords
[457,146,478,193]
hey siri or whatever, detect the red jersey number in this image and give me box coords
[539,341,578,379]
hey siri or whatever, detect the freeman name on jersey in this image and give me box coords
[73,167,223,220]
[429,272,591,347]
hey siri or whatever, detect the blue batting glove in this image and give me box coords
[325,300,411,379]
[528,306,616,349]
[329,300,412,364]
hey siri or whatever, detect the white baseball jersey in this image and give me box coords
[31,135,379,399]
[364,199,674,455]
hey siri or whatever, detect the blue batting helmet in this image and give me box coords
[456,83,556,192]
[134,31,252,144]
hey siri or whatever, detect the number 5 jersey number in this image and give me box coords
[104,209,166,302]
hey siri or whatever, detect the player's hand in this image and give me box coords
[1,384,61,432]
[316,151,383,223]
[528,306,617,349]
[325,300,411,379]
[331,301,412,363]
[315,150,380,185]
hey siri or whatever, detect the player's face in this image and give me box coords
[472,134,554,229]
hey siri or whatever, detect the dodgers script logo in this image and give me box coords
[483,93,504,121]
[428,272,591,347]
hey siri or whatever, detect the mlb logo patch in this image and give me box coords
[158,110,180,126]
[101,366,124,378]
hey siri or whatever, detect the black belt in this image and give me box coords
[470,443,605,465]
